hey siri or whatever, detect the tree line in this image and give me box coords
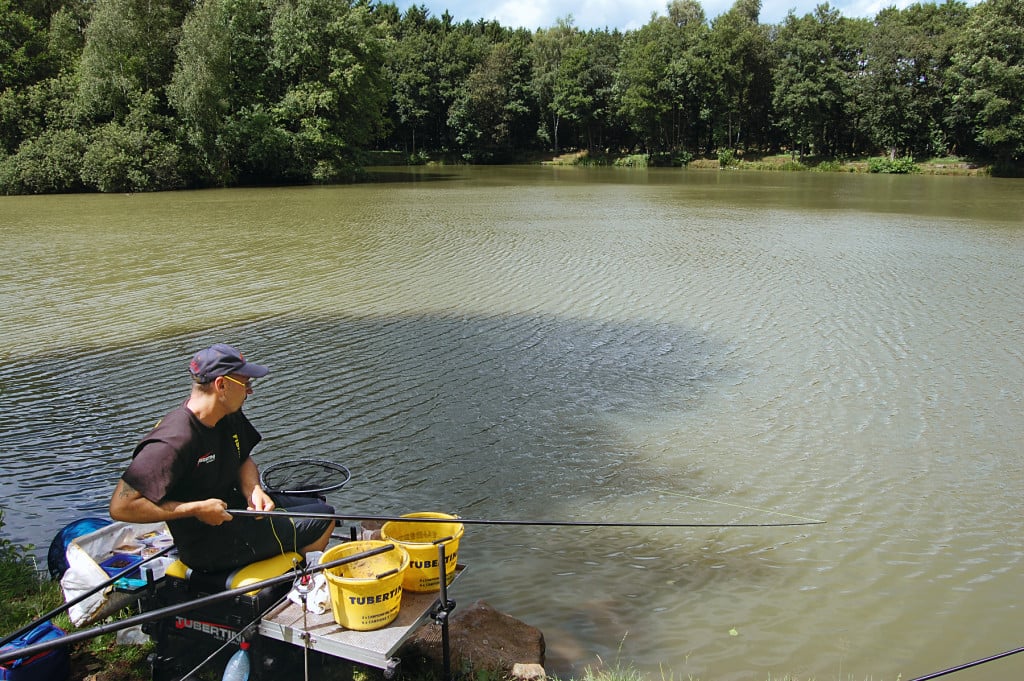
[1,0,1022,194]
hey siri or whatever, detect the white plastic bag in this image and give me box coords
[60,521,168,625]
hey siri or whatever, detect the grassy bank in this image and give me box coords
[4,560,233,681]
[0,509,150,680]
[368,147,998,176]
[698,152,987,175]
[541,149,990,176]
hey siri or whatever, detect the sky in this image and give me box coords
[391,0,965,30]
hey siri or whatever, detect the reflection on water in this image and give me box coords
[1,167,1022,680]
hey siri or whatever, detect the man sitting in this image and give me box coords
[109,343,334,573]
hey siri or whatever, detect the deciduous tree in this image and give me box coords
[771,4,864,156]
[707,0,772,149]
[948,0,1024,167]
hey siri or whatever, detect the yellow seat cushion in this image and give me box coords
[165,558,189,580]
[166,552,303,592]
[228,552,303,589]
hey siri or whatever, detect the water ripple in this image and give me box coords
[1,173,1022,680]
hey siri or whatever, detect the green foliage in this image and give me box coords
[80,92,182,192]
[775,159,807,171]
[0,126,87,193]
[0,70,80,155]
[707,0,773,149]
[218,105,294,183]
[815,159,843,172]
[671,150,693,166]
[0,580,63,650]
[615,16,676,150]
[47,7,87,72]
[730,156,807,170]
[531,18,578,152]
[718,149,737,167]
[948,0,1024,165]
[867,156,921,173]
[166,0,236,183]
[0,0,1015,193]
[272,0,389,130]
[556,29,621,151]
[771,5,866,157]
[613,153,649,167]
[0,0,47,91]
[449,31,535,153]
[857,4,966,160]
[170,0,390,185]
[0,68,88,194]
[407,150,430,165]
[0,507,38,598]
[76,0,188,122]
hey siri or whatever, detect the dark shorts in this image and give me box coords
[178,494,335,573]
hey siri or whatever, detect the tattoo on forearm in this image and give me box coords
[118,481,137,499]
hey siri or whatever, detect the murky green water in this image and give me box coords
[1,167,1022,680]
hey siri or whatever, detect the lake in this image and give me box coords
[1,166,1022,680]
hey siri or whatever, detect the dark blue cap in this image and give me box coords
[188,344,269,384]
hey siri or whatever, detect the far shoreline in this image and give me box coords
[366,149,998,177]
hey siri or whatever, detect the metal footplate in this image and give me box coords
[258,564,464,671]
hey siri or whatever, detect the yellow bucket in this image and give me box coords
[380,512,464,593]
[319,541,409,631]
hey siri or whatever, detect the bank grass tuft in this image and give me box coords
[0,508,50,633]
[580,659,649,681]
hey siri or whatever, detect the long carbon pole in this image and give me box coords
[229,508,825,527]
[0,544,395,664]
[908,644,1024,681]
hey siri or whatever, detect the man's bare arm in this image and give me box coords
[238,457,275,512]
[109,479,231,526]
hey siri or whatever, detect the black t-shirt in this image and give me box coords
[123,403,261,553]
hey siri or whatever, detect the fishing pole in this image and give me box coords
[252,460,826,527]
[0,544,175,649]
[654,489,825,525]
[229,508,826,528]
[908,643,1024,681]
[0,544,395,665]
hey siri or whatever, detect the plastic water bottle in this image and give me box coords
[221,642,250,681]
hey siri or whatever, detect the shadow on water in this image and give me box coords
[1,308,729,527]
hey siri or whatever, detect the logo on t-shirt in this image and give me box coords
[197,453,216,465]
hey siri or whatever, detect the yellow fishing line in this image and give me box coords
[266,514,297,555]
[656,489,825,524]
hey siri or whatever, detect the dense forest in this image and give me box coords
[1,0,1022,193]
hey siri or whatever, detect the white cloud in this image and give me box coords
[393,0,979,30]
[405,0,684,30]
[489,0,549,30]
